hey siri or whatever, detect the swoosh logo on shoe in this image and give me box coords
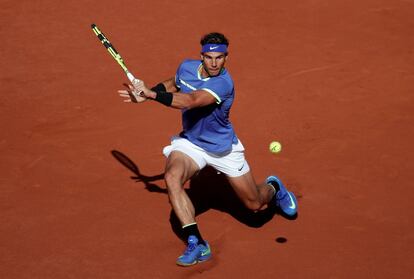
[288,193,296,209]
[201,247,211,256]
[209,46,219,50]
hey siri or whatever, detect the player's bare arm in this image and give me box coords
[134,80,217,109]
[160,77,179,93]
[170,90,217,109]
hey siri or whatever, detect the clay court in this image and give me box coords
[1,0,413,278]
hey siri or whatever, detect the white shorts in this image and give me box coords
[162,136,250,177]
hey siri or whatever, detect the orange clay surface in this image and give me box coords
[1,0,413,278]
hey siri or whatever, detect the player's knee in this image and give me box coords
[164,170,183,192]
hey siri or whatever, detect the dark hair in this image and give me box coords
[200,32,229,46]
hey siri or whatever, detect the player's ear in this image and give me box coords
[200,53,204,60]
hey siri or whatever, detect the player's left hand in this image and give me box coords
[131,79,155,99]
[118,83,147,103]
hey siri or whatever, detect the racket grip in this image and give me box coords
[127,72,141,85]
[126,72,136,83]
[126,72,144,98]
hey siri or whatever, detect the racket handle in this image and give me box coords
[127,72,140,84]
[126,71,144,98]
[126,72,136,83]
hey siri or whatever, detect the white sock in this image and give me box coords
[268,183,277,196]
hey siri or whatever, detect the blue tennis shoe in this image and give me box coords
[176,235,211,266]
[267,175,298,216]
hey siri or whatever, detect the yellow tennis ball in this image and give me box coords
[269,141,282,154]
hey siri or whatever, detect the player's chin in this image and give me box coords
[208,69,220,76]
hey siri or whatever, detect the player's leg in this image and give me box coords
[203,140,275,211]
[164,150,199,225]
[226,171,275,212]
[206,139,297,216]
[163,147,211,266]
[227,172,298,216]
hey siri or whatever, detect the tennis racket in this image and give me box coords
[91,23,137,83]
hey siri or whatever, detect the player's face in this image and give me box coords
[201,52,227,77]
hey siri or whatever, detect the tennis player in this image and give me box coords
[118,32,298,266]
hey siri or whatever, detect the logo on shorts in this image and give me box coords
[238,163,245,171]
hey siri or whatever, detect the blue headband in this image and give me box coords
[201,44,228,53]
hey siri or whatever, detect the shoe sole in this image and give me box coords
[176,260,197,266]
[176,255,211,267]
[176,256,211,267]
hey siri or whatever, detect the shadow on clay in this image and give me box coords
[111,150,294,242]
